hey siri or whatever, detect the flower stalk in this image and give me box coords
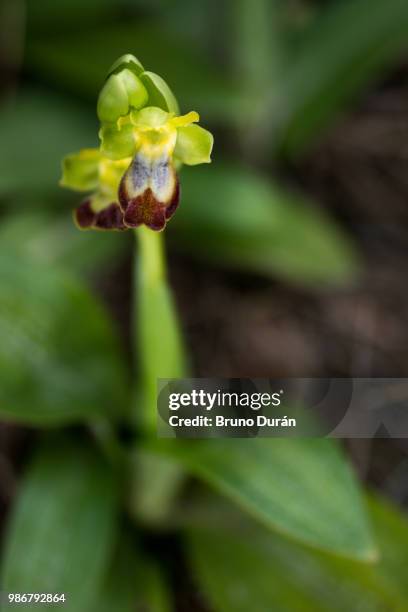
[134,226,188,433]
[132,226,188,524]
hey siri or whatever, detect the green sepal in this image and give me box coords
[140,71,179,114]
[97,70,148,123]
[60,148,100,192]
[174,124,213,165]
[99,122,137,160]
[107,54,144,77]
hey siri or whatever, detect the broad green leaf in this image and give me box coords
[365,493,408,602]
[89,536,172,612]
[188,493,408,612]
[150,438,375,560]
[1,439,119,611]
[261,0,408,156]
[171,164,359,286]
[0,91,96,196]
[25,24,242,121]
[0,249,128,425]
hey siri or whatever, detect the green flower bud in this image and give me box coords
[107,54,144,77]
[139,71,179,114]
[97,69,148,123]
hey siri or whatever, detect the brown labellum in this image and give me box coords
[74,200,126,231]
[119,153,180,231]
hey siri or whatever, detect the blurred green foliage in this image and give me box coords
[1,0,408,610]
[173,164,359,285]
[149,438,375,559]
[0,249,129,425]
[188,493,408,612]
[1,439,120,611]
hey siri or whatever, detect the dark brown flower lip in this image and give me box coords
[119,166,180,232]
[74,199,127,231]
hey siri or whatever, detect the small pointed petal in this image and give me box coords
[171,111,199,128]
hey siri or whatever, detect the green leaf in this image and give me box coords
[171,163,359,286]
[1,439,119,611]
[262,0,408,156]
[89,536,172,612]
[150,438,376,560]
[365,493,408,602]
[0,249,128,425]
[188,493,408,612]
[174,124,213,165]
[232,0,283,92]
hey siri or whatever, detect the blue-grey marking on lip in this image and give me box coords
[130,154,150,191]
[152,158,171,192]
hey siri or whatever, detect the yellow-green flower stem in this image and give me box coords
[134,226,188,432]
[132,227,187,525]
[136,225,166,295]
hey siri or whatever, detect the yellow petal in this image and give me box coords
[170,111,199,128]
